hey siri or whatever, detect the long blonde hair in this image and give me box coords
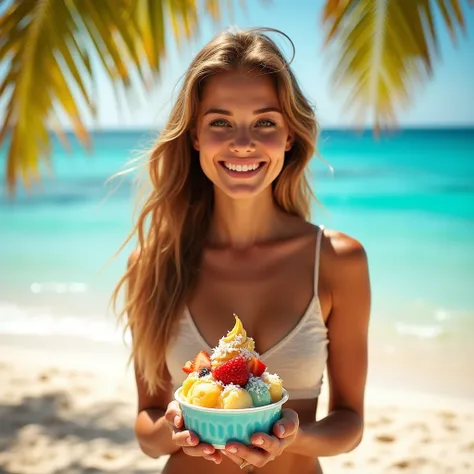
[111,27,320,395]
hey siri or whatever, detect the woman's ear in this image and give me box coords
[285,131,295,152]
[190,128,200,151]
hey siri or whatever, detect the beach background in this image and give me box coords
[1,1,474,473]
[1,128,473,473]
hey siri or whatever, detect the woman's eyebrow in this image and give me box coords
[203,107,282,116]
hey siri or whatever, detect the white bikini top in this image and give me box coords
[165,225,329,400]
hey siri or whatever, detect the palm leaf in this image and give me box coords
[0,0,244,195]
[322,0,473,132]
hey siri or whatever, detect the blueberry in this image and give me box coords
[199,368,211,377]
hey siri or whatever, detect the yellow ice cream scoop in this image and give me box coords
[220,386,253,409]
[181,372,200,398]
[186,380,223,408]
[261,372,283,402]
[223,314,250,343]
[212,314,256,368]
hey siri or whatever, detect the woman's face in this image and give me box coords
[193,69,294,199]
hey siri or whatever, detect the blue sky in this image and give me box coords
[89,0,474,130]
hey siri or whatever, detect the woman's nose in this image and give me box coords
[230,128,256,154]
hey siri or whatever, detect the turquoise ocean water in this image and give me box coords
[1,128,473,392]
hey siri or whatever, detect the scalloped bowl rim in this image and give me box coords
[174,387,289,413]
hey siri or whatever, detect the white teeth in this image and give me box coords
[224,162,260,172]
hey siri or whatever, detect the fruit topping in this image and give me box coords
[199,367,211,377]
[182,360,194,374]
[181,350,211,374]
[213,357,249,386]
[194,350,211,371]
[246,357,266,377]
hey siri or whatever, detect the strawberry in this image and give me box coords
[181,350,211,374]
[193,350,211,372]
[246,357,266,377]
[213,357,249,386]
[182,360,194,374]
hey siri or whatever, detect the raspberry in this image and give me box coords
[199,367,211,377]
[213,357,249,386]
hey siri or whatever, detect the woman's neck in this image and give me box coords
[208,189,284,249]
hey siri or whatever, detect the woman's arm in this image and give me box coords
[287,231,371,456]
[133,368,181,458]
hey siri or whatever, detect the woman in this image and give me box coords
[112,27,370,474]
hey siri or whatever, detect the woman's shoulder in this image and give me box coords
[297,220,366,256]
[320,227,368,274]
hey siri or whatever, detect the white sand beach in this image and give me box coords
[1,334,473,474]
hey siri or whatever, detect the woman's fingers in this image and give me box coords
[224,442,271,468]
[221,448,243,466]
[183,445,223,463]
[164,401,183,429]
[165,401,222,463]
[171,428,199,447]
[272,408,299,438]
[251,433,281,453]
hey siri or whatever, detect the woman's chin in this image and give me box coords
[215,182,269,200]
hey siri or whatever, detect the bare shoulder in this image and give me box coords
[319,228,370,323]
[319,227,370,299]
[322,228,368,267]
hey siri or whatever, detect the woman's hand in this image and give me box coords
[165,400,223,464]
[222,408,299,468]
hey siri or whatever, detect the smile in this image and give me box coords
[223,162,262,172]
[218,161,266,178]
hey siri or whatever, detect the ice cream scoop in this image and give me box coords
[211,314,257,368]
[181,372,200,398]
[260,372,283,402]
[220,385,253,409]
[245,376,272,407]
[186,379,223,408]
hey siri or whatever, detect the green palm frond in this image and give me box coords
[0,0,239,195]
[322,0,473,133]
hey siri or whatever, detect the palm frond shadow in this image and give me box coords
[0,391,164,473]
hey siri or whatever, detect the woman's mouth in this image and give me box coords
[218,161,265,178]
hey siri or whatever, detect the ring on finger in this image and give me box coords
[240,461,250,470]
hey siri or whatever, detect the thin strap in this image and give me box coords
[314,225,325,292]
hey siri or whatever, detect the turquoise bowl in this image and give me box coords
[174,387,289,449]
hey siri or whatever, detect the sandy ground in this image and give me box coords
[1,336,473,474]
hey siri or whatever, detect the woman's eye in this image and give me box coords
[209,118,276,128]
[209,119,230,128]
[256,119,276,128]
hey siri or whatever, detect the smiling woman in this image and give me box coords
[193,71,294,198]
[111,27,370,474]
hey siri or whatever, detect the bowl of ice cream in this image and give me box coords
[174,386,288,448]
[174,314,289,448]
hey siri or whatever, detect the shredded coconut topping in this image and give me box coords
[210,335,259,362]
[261,371,283,385]
[221,383,242,395]
[246,376,269,395]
